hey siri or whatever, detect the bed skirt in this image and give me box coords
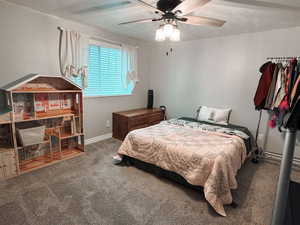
[123,155,203,190]
[122,155,239,209]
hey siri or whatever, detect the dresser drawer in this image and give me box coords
[148,112,163,123]
[148,121,161,126]
[129,124,149,131]
[129,115,148,127]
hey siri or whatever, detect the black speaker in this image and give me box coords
[147,90,154,109]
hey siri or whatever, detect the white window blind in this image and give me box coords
[74,44,134,97]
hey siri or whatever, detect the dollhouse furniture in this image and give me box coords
[0,74,84,178]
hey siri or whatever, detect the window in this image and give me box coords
[74,43,134,97]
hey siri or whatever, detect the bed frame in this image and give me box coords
[122,155,238,208]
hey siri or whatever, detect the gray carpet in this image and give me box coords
[0,138,300,225]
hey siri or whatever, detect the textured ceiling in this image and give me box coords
[5,0,300,41]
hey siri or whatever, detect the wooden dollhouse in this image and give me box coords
[0,74,84,178]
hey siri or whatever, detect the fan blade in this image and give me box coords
[134,0,164,14]
[172,0,211,15]
[119,18,154,25]
[180,16,225,27]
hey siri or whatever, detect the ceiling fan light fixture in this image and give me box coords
[155,23,181,42]
[170,26,180,41]
[155,25,166,41]
[119,0,225,42]
[163,23,174,38]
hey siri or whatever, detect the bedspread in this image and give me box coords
[118,121,247,216]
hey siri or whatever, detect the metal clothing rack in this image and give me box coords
[265,56,300,225]
[271,129,297,225]
[267,56,300,61]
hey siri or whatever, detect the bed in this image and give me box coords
[117,117,253,216]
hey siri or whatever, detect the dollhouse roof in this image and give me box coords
[1,74,82,91]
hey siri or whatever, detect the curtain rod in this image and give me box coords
[57,26,123,47]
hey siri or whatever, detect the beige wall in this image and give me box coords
[147,27,300,158]
[0,1,150,139]
[2,0,300,157]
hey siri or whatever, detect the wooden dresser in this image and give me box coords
[113,108,164,141]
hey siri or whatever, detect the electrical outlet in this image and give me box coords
[106,120,110,128]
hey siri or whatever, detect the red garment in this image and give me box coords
[254,62,276,110]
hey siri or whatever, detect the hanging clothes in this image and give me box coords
[271,64,285,109]
[293,61,300,88]
[272,68,287,109]
[286,59,297,106]
[274,61,292,130]
[265,63,280,109]
[291,76,300,107]
[290,61,300,108]
[254,61,276,110]
[283,97,300,130]
[278,66,290,111]
[254,57,300,131]
[290,75,300,108]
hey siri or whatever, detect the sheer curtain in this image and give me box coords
[121,45,138,88]
[59,29,89,88]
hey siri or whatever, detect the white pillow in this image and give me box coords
[212,107,232,125]
[197,106,214,122]
[197,106,231,125]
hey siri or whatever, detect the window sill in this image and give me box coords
[84,94,134,99]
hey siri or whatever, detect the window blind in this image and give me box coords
[74,44,133,97]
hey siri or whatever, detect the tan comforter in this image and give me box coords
[118,122,247,216]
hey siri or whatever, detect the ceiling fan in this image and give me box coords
[119,0,226,41]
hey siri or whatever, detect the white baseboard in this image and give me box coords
[85,133,112,145]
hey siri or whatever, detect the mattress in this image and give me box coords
[118,118,253,216]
